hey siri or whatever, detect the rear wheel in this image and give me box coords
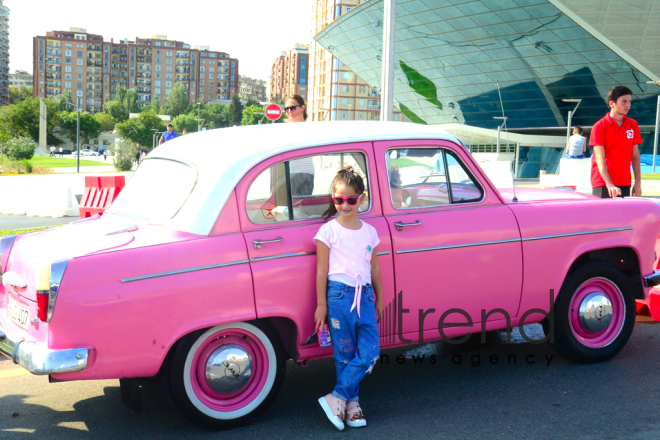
[551,261,636,363]
[165,321,286,429]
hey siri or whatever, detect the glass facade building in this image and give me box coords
[315,0,660,175]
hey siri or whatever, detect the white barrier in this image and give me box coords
[540,158,591,193]
[477,160,514,188]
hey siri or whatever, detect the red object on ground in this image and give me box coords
[265,104,282,121]
[79,175,126,218]
[636,289,660,322]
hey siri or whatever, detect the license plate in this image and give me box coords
[7,295,30,330]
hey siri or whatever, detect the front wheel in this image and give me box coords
[165,321,286,429]
[551,261,636,363]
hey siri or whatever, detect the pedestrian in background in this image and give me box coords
[182,128,189,135]
[566,126,586,158]
[159,124,178,145]
[590,85,643,198]
[103,149,107,161]
[285,95,315,195]
[136,143,142,165]
[50,145,55,157]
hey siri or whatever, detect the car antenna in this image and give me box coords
[496,80,517,202]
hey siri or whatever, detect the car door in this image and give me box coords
[374,139,523,343]
[236,142,396,353]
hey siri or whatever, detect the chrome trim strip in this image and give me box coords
[522,227,633,242]
[120,259,250,283]
[70,214,101,224]
[397,238,521,255]
[106,224,138,236]
[250,251,317,262]
[48,260,69,323]
[377,251,390,256]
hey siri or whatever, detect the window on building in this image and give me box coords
[166,81,172,87]
[393,113,400,121]
[358,112,365,119]
[231,61,235,67]
[200,80,204,85]
[156,65,161,71]
[359,98,365,106]
[342,72,350,80]
[155,80,161,86]
[166,66,172,72]
[156,57,161,63]
[166,51,172,57]
[155,88,161,94]
[156,73,161,78]
[166,73,172,79]
[66,66,72,72]
[65,74,72,80]
[77,59,83,65]
[340,111,348,119]
[166,89,171,95]
[65,82,71,88]
[66,50,71,56]
[77,51,82,57]
[77,91,83,97]
[77,67,83,73]
[65,58,72,64]
[166,59,172,64]
[341,98,349,105]
[341,85,349,93]
[359,86,365,93]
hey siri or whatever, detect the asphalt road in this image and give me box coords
[1,321,659,439]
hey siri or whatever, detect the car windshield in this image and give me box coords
[107,158,198,224]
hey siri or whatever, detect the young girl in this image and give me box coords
[314,166,384,430]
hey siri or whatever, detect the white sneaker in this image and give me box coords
[318,393,346,431]
[345,400,367,428]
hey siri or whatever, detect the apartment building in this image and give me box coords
[32,28,239,113]
[9,70,33,89]
[270,44,309,102]
[308,0,403,122]
[239,75,267,102]
[0,0,9,105]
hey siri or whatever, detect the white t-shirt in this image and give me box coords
[568,134,586,156]
[314,219,380,286]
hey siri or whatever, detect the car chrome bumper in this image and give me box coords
[0,325,88,375]
[644,270,660,288]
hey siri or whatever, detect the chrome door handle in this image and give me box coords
[393,221,422,232]
[252,237,282,249]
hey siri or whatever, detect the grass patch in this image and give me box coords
[28,156,109,168]
[0,225,61,237]
[640,174,660,181]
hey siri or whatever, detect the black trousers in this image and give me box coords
[592,186,631,198]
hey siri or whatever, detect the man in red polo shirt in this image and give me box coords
[590,85,642,198]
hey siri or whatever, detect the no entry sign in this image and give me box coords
[265,104,283,121]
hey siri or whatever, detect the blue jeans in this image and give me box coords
[326,280,380,402]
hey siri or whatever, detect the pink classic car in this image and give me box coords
[2,121,660,429]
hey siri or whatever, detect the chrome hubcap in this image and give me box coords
[205,344,253,395]
[578,292,613,333]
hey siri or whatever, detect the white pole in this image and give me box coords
[653,95,660,174]
[380,0,396,122]
[565,110,573,153]
[496,125,501,154]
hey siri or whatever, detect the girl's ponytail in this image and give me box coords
[322,166,366,221]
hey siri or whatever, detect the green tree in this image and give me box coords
[113,139,138,172]
[94,112,116,132]
[163,84,191,118]
[103,85,138,122]
[228,95,244,127]
[9,86,33,105]
[201,103,229,129]
[116,110,166,151]
[5,97,62,146]
[141,99,161,115]
[172,112,198,133]
[241,105,266,126]
[57,89,74,111]
[245,98,261,108]
[3,136,37,161]
[58,111,102,146]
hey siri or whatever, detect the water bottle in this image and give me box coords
[317,322,332,347]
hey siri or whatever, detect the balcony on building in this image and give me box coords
[87,76,102,83]
[46,42,61,48]
[176,67,189,74]
[46,73,61,80]
[46,57,61,64]
[87,44,102,51]
[46,49,61,56]
[88,61,102,67]
[137,88,151,94]
[138,65,151,71]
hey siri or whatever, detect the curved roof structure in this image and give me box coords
[315,0,660,130]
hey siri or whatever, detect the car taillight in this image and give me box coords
[36,264,50,323]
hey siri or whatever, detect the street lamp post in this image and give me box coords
[647,81,660,174]
[63,98,83,173]
[562,98,582,154]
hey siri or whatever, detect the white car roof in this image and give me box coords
[148,121,460,235]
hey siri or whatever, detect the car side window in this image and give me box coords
[246,152,370,224]
[386,147,482,209]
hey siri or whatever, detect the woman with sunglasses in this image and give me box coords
[285,95,315,195]
[313,166,384,431]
